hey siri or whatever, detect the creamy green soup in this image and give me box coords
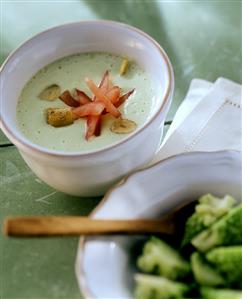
[17,52,156,152]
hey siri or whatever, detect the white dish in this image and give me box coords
[0,20,173,197]
[75,150,242,298]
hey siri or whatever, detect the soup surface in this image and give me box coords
[17,52,156,152]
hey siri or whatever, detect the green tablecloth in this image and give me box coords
[1,1,241,298]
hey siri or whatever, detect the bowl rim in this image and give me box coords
[0,19,174,158]
[75,150,242,298]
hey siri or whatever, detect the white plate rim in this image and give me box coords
[75,150,242,299]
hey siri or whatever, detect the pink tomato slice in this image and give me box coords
[72,102,105,117]
[75,89,91,105]
[93,70,110,101]
[85,78,121,118]
[85,115,101,140]
[99,70,109,91]
[59,90,80,107]
[114,89,135,108]
[106,86,121,104]
[86,71,111,139]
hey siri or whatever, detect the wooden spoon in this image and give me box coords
[4,216,176,237]
[4,202,195,238]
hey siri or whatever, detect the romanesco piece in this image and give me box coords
[206,246,242,288]
[137,237,190,280]
[192,203,242,252]
[200,287,242,299]
[191,252,225,287]
[181,194,236,247]
[134,274,189,299]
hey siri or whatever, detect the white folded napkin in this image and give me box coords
[152,77,242,164]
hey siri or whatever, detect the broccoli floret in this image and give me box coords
[200,287,242,299]
[191,252,225,287]
[137,237,190,280]
[181,214,206,248]
[134,274,189,299]
[192,203,242,252]
[206,246,242,288]
[181,194,236,247]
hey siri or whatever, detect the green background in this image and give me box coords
[0,1,241,298]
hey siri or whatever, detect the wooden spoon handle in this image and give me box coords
[4,216,175,237]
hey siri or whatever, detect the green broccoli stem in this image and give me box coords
[192,230,220,252]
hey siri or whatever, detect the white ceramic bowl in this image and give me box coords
[0,20,174,197]
[76,150,242,298]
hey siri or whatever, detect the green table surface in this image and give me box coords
[0,1,241,298]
